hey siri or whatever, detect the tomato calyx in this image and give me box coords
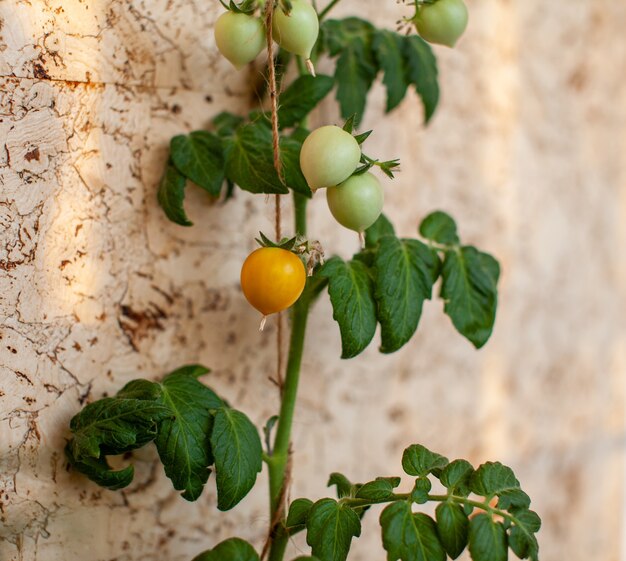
[255,232,325,276]
[219,0,258,15]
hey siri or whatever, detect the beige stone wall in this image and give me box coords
[1,1,624,560]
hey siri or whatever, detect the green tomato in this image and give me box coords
[214,11,266,70]
[414,0,469,48]
[272,0,319,59]
[326,172,384,233]
[300,125,361,190]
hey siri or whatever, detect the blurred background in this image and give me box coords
[0,0,624,560]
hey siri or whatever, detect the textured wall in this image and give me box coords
[1,1,625,560]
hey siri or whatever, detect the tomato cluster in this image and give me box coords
[214,0,319,71]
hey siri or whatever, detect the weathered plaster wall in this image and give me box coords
[0,1,624,560]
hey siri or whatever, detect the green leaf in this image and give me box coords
[441,247,500,349]
[321,18,376,57]
[69,398,170,460]
[320,257,377,359]
[380,501,445,561]
[327,472,355,498]
[278,75,335,128]
[355,477,400,501]
[435,502,469,559]
[157,163,192,227]
[364,214,395,249]
[374,236,441,353]
[470,462,520,499]
[402,444,449,477]
[306,498,361,561]
[334,39,378,124]
[211,407,263,510]
[403,36,439,124]
[154,365,223,501]
[65,442,134,491]
[508,509,541,561]
[281,135,312,197]
[468,514,507,561]
[292,558,321,561]
[170,131,225,196]
[286,498,314,528]
[440,459,474,496]
[410,477,432,504]
[191,537,259,561]
[373,30,408,112]
[419,211,460,245]
[212,111,245,137]
[224,123,289,195]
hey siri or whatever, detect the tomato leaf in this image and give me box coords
[68,397,170,461]
[373,30,408,112]
[170,131,225,196]
[374,236,441,353]
[224,123,289,195]
[157,163,192,226]
[334,39,377,124]
[508,509,541,561]
[380,501,446,561]
[320,257,377,359]
[403,35,439,124]
[355,477,400,502]
[286,498,315,529]
[306,498,362,561]
[439,459,474,496]
[65,442,135,490]
[440,246,500,348]
[419,211,460,245]
[402,444,449,477]
[278,74,335,129]
[468,514,508,561]
[364,214,395,249]
[327,472,356,498]
[435,502,469,559]
[211,406,263,511]
[469,462,529,509]
[191,537,259,561]
[154,365,223,502]
[281,135,312,197]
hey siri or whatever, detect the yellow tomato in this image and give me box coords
[240,247,306,316]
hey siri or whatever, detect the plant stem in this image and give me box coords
[319,0,341,20]
[266,194,310,561]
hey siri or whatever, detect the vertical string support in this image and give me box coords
[265,0,285,394]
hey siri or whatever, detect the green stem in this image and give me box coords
[340,492,521,526]
[266,195,310,561]
[319,0,341,20]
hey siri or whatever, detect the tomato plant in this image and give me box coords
[65,2,541,561]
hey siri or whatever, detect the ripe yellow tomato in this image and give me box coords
[240,247,307,316]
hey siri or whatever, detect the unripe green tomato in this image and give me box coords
[326,172,384,233]
[272,0,319,59]
[299,125,361,190]
[414,0,469,48]
[214,11,266,70]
